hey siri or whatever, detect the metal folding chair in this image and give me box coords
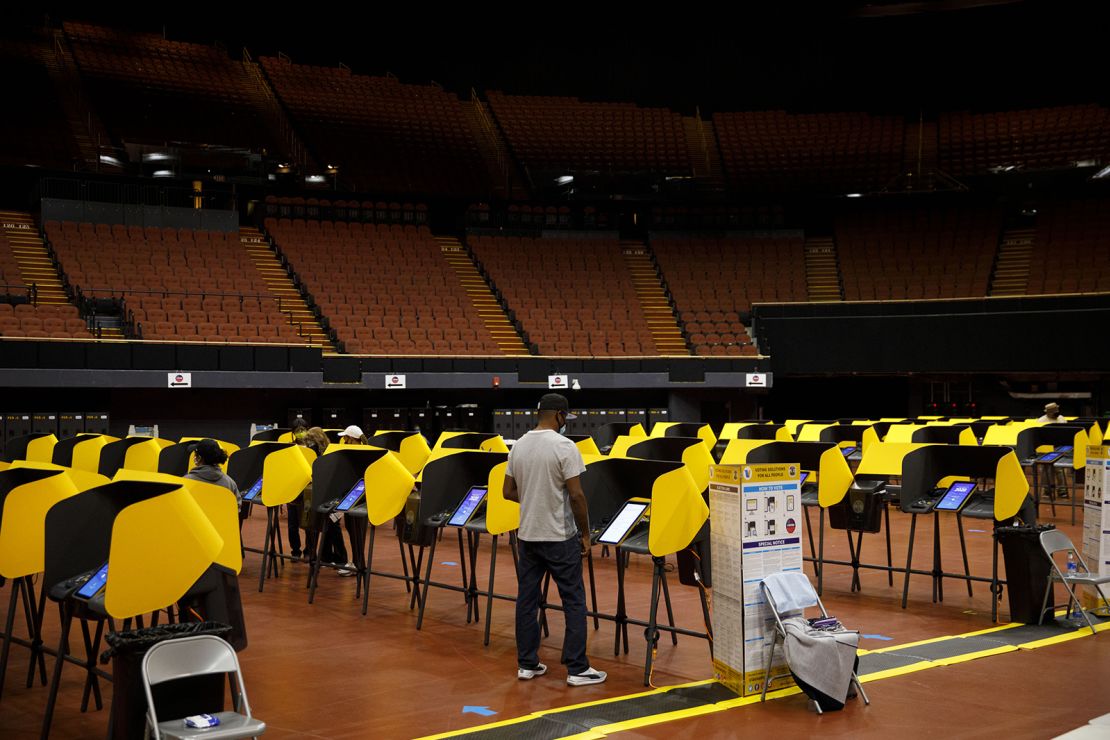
[759,571,869,713]
[1038,529,1110,636]
[141,634,266,739]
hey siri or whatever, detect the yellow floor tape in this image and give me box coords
[420,613,1108,740]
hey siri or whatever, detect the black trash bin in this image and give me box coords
[996,524,1056,624]
[102,621,232,740]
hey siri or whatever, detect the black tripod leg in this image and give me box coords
[586,548,599,630]
[902,514,917,609]
[884,503,894,586]
[642,562,662,687]
[362,524,376,615]
[40,604,72,740]
[660,567,677,646]
[415,536,438,630]
[484,535,499,647]
[957,512,973,597]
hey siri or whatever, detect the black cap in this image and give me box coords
[192,438,227,465]
[537,393,577,419]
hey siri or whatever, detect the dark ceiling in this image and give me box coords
[5,1,1106,114]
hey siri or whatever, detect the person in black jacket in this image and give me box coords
[184,439,240,505]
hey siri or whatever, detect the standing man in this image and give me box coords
[504,393,606,686]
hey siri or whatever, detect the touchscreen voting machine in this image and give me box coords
[933,481,977,512]
[597,499,650,545]
[243,477,263,502]
[335,479,366,512]
[447,486,487,527]
[76,562,109,599]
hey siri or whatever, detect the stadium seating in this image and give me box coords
[486,92,690,176]
[835,205,1000,300]
[1025,199,1110,295]
[468,235,658,356]
[63,22,278,151]
[652,235,806,355]
[713,110,904,192]
[0,302,88,339]
[259,57,487,197]
[264,218,500,355]
[44,221,307,344]
[939,105,1110,176]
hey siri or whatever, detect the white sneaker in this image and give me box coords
[517,663,547,680]
[337,562,357,577]
[567,667,607,686]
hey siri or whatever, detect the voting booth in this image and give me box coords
[306,446,414,614]
[3,432,58,464]
[227,443,313,591]
[580,455,708,684]
[414,450,508,630]
[39,478,239,737]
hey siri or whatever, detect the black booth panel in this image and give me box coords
[738,424,785,441]
[418,451,506,524]
[310,449,389,510]
[97,437,151,478]
[899,445,1012,510]
[43,481,179,587]
[226,442,295,491]
[579,458,683,528]
[440,433,499,450]
[627,437,704,465]
[158,443,196,477]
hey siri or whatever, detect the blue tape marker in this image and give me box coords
[441,561,458,566]
[862,634,894,641]
[463,706,497,717]
[967,529,986,533]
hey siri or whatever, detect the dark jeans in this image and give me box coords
[516,536,589,675]
[287,501,303,554]
[321,518,348,564]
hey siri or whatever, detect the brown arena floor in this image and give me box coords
[2,499,1108,739]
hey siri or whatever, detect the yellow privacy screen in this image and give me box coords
[0,468,81,578]
[363,453,416,526]
[484,461,518,535]
[260,445,312,507]
[113,469,242,573]
[105,486,224,618]
[648,466,707,557]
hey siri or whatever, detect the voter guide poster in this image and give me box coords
[709,463,803,696]
[1082,446,1110,612]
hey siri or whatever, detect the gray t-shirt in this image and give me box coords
[506,429,588,542]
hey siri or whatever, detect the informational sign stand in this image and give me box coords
[1081,445,1110,612]
[709,463,803,697]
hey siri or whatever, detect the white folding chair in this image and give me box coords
[759,571,869,713]
[1039,529,1110,636]
[141,634,266,739]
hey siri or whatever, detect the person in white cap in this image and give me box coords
[333,424,368,576]
[1037,403,1065,424]
[339,425,369,444]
